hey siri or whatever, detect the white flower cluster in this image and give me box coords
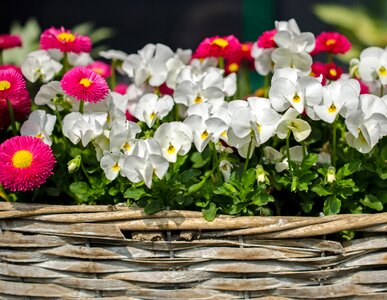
[20,19,387,188]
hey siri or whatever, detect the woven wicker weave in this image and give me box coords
[0,202,386,299]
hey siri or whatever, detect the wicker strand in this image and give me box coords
[239,235,250,300]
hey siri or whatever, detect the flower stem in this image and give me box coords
[63,52,69,73]
[332,118,337,168]
[79,100,85,114]
[110,59,117,90]
[0,50,3,66]
[286,133,293,175]
[54,104,63,130]
[218,57,224,70]
[242,136,254,179]
[381,84,384,97]
[6,99,17,135]
[264,74,270,98]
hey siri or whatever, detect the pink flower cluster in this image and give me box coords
[40,27,92,53]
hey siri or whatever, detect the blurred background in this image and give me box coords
[1,0,387,64]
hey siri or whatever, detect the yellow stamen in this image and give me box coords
[123,142,131,152]
[328,103,337,113]
[292,93,301,103]
[112,163,120,172]
[57,32,75,43]
[194,95,203,104]
[36,133,43,139]
[12,150,33,169]
[241,44,249,52]
[221,130,227,138]
[0,80,11,91]
[167,143,176,154]
[149,112,156,120]
[289,121,298,130]
[212,38,229,48]
[228,63,239,73]
[201,130,209,140]
[257,123,262,133]
[329,69,337,77]
[79,78,93,87]
[379,66,387,77]
[325,39,336,46]
[93,68,104,75]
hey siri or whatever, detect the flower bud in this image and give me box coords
[256,164,269,184]
[327,166,336,183]
[219,160,233,181]
[67,155,81,173]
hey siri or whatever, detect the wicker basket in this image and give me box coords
[0,202,386,299]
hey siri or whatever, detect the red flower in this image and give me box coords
[0,69,27,99]
[311,32,351,55]
[311,62,327,85]
[193,35,242,62]
[0,34,22,50]
[0,89,31,130]
[40,27,92,53]
[0,64,22,74]
[257,29,277,48]
[325,63,343,81]
[87,61,112,78]
[225,61,240,74]
[114,83,128,95]
[357,79,370,94]
[159,83,174,95]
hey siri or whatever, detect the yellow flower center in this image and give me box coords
[241,44,249,51]
[36,133,43,139]
[194,95,203,104]
[212,38,229,48]
[12,150,33,169]
[79,78,93,87]
[167,143,176,154]
[328,103,337,113]
[379,66,387,77]
[201,130,209,140]
[292,93,301,103]
[221,130,227,138]
[149,112,156,120]
[329,69,337,76]
[93,68,104,75]
[228,63,239,73]
[123,142,131,152]
[0,80,11,90]
[256,123,262,133]
[57,32,75,43]
[325,39,336,46]
[112,163,120,172]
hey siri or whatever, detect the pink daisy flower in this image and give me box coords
[325,63,343,81]
[114,83,128,95]
[87,61,112,78]
[311,62,327,85]
[0,64,22,74]
[0,69,27,99]
[0,34,22,50]
[225,61,240,74]
[357,79,370,94]
[40,27,92,53]
[61,66,109,103]
[257,29,277,48]
[193,35,242,61]
[311,32,351,55]
[0,136,56,192]
[0,89,31,129]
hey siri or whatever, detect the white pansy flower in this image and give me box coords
[20,110,56,146]
[251,45,274,76]
[123,43,175,87]
[358,47,387,85]
[100,151,125,181]
[99,50,128,61]
[108,92,130,122]
[165,48,192,89]
[276,108,311,142]
[35,81,74,111]
[122,139,169,188]
[47,49,93,66]
[153,122,193,162]
[21,50,62,83]
[93,135,110,161]
[184,103,228,152]
[275,146,306,173]
[313,80,359,124]
[62,112,107,146]
[133,93,174,128]
[109,119,141,155]
[219,160,233,181]
[269,67,322,113]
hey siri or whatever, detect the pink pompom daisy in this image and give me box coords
[0,89,31,129]
[0,68,27,99]
[61,66,109,103]
[40,27,92,53]
[325,63,343,81]
[0,34,22,50]
[311,62,327,85]
[193,35,242,61]
[311,32,351,55]
[0,64,22,74]
[257,29,277,49]
[114,83,128,95]
[0,136,56,192]
[87,61,112,78]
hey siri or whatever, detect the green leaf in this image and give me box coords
[312,185,332,196]
[251,192,274,206]
[144,201,165,214]
[291,176,299,192]
[124,188,146,200]
[336,161,361,179]
[301,153,318,170]
[69,182,90,195]
[300,199,314,213]
[323,196,341,215]
[180,169,201,183]
[202,202,217,221]
[360,194,383,211]
[108,187,119,196]
[242,168,256,188]
[191,152,210,168]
